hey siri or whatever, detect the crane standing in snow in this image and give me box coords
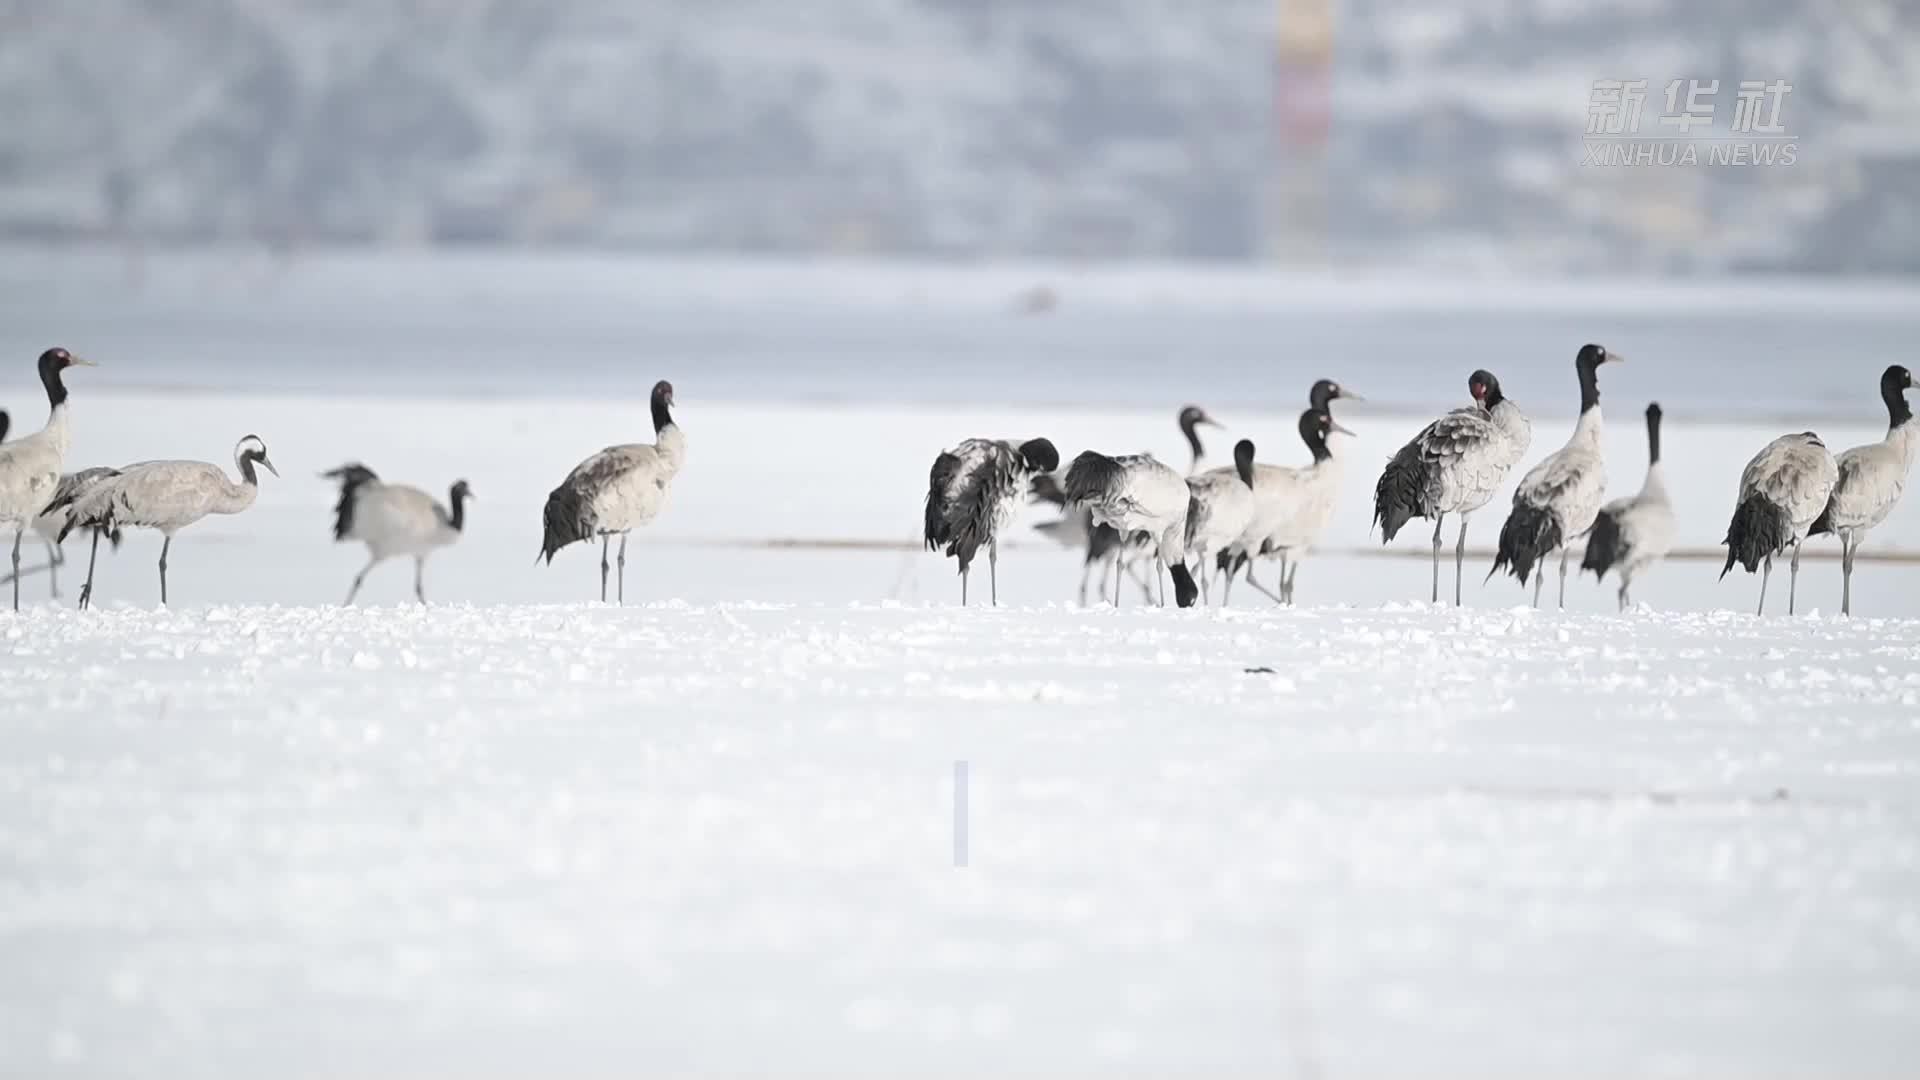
[1490,344,1623,608]
[324,463,474,605]
[923,436,1060,605]
[1719,432,1838,615]
[539,379,684,603]
[1806,365,1916,616]
[0,347,95,611]
[0,467,125,600]
[1373,369,1531,605]
[1220,406,1353,606]
[1063,447,1199,608]
[1182,439,1257,606]
[1581,403,1675,610]
[1029,405,1220,606]
[60,435,278,608]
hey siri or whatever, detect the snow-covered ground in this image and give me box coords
[6,602,1920,1077]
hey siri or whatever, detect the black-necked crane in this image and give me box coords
[1182,439,1257,606]
[0,347,95,610]
[1373,369,1531,605]
[0,467,125,600]
[1806,365,1916,615]
[61,435,277,608]
[324,463,474,605]
[1063,448,1199,608]
[1490,344,1623,608]
[1029,474,1156,607]
[1581,403,1675,611]
[924,437,1060,604]
[1720,431,1838,615]
[539,380,684,603]
[1221,406,1353,606]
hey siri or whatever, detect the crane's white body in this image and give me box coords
[0,402,69,535]
[1184,467,1255,606]
[1587,465,1674,610]
[559,427,686,538]
[1066,452,1191,606]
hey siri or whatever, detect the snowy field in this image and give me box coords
[4,254,1920,1076]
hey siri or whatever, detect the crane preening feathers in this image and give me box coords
[923,437,1060,604]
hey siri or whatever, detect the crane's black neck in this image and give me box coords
[1482,382,1505,410]
[1576,358,1602,414]
[1181,417,1204,466]
[40,355,69,410]
[0,409,10,443]
[1645,408,1662,465]
[1233,440,1256,488]
[239,450,264,486]
[1885,373,1914,430]
[651,392,674,434]
[1298,410,1332,463]
[449,486,469,531]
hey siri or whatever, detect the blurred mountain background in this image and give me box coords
[2,0,1916,273]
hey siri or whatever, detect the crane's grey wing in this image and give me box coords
[1742,435,1837,530]
[939,440,1023,570]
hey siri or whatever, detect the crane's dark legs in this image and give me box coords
[1154,555,1166,608]
[1557,547,1569,610]
[1617,580,1630,612]
[1757,554,1772,615]
[78,528,102,610]
[988,539,999,606]
[45,538,61,598]
[1196,554,1211,607]
[1076,556,1093,607]
[617,534,628,605]
[10,529,20,612]
[414,557,427,604]
[345,557,377,605]
[1454,516,1470,607]
[1840,532,1855,616]
[157,536,170,606]
[599,536,610,602]
[1430,515,1444,604]
[1283,560,1300,606]
[961,565,969,606]
[1531,566,1544,609]
[1111,551,1122,607]
[1788,542,1801,615]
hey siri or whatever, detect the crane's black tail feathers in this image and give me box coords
[1489,503,1560,585]
[1580,510,1625,581]
[1721,494,1790,578]
[1062,451,1126,506]
[1183,493,1202,549]
[320,463,380,541]
[1170,562,1200,608]
[538,485,593,564]
[1372,453,1427,542]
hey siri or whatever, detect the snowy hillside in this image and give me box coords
[2,0,1917,270]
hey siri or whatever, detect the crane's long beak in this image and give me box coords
[1330,420,1357,437]
[71,356,98,367]
[1201,416,1223,428]
[1608,352,1628,363]
[261,457,281,478]
[1337,388,1367,402]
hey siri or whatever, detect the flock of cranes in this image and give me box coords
[927,346,1917,616]
[0,343,1911,615]
[0,353,686,610]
